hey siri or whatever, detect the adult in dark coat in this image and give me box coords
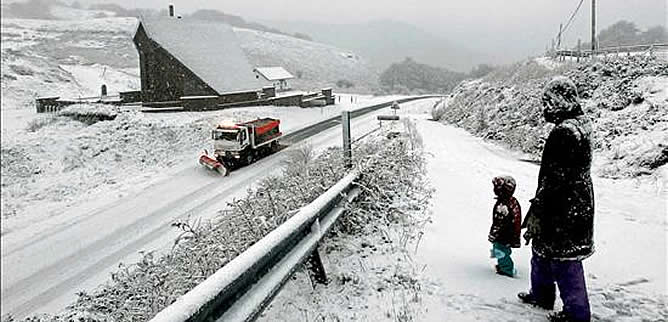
[518,76,595,322]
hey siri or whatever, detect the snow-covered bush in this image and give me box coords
[438,55,668,177]
[25,114,57,132]
[262,121,432,321]
[430,98,447,121]
[58,104,118,125]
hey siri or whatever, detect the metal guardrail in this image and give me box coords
[281,95,444,144]
[555,43,668,58]
[150,170,361,322]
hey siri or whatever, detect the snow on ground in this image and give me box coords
[593,76,668,178]
[1,16,138,110]
[437,56,668,179]
[0,96,414,319]
[260,100,437,322]
[415,113,666,320]
[259,99,666,321]
[0,95,406,238]
[48,5,116,20]
[1,14,381,115]
[234,27,381,93]
[534,57,564,70]
[58,64,139,98]
[3,97,663,320]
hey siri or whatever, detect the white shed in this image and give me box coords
[253,67,295,91]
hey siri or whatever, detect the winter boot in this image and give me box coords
[517,292,554,310]
[547,311,577,322]
[496,265,515,277]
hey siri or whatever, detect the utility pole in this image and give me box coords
[591,0,596,51]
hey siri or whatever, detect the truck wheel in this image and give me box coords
[244,153,254,165]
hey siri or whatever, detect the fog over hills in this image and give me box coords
[262,19,490,72]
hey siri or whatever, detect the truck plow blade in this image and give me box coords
[198,154,228,176]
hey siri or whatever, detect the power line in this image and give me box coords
[562,0,585,35]
[555,0,585,47]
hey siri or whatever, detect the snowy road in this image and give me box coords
[0,100,433,319]
[413,116,667,320]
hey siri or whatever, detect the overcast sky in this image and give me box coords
[88,1,665,40]
[55,0,668,61]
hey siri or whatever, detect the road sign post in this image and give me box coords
[342,110,352,168]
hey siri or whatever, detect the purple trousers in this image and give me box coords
[530,252,591,322]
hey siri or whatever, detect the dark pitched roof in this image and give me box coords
[138,17,261,93]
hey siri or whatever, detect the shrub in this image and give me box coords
[379,57,464,94]
[430,98,447,121]
[293,32,313,41]
[336,79,355,89]
[26,115,57,132]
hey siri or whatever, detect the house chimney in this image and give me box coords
[168,4,174,17]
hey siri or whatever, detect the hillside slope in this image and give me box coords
[433,56,668,178]
[0,17,139,110]
[234,27,379,93]
[264,19,484,72]
[0,14,379,111]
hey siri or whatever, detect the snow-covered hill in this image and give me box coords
[432,55,668,178]
[0,11,379,112]
[1,16,139,110]
[235,27,380,93]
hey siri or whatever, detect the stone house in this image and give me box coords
[132,16,260,103]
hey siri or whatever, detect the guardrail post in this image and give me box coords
[305,220,328,285]
[306,247,328,285]
[342,110,352,168]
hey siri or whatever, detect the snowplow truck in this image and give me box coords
[199,118,282,175]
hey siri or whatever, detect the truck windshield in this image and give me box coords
[213,130,239,142]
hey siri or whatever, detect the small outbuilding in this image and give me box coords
[253,67,294,91]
